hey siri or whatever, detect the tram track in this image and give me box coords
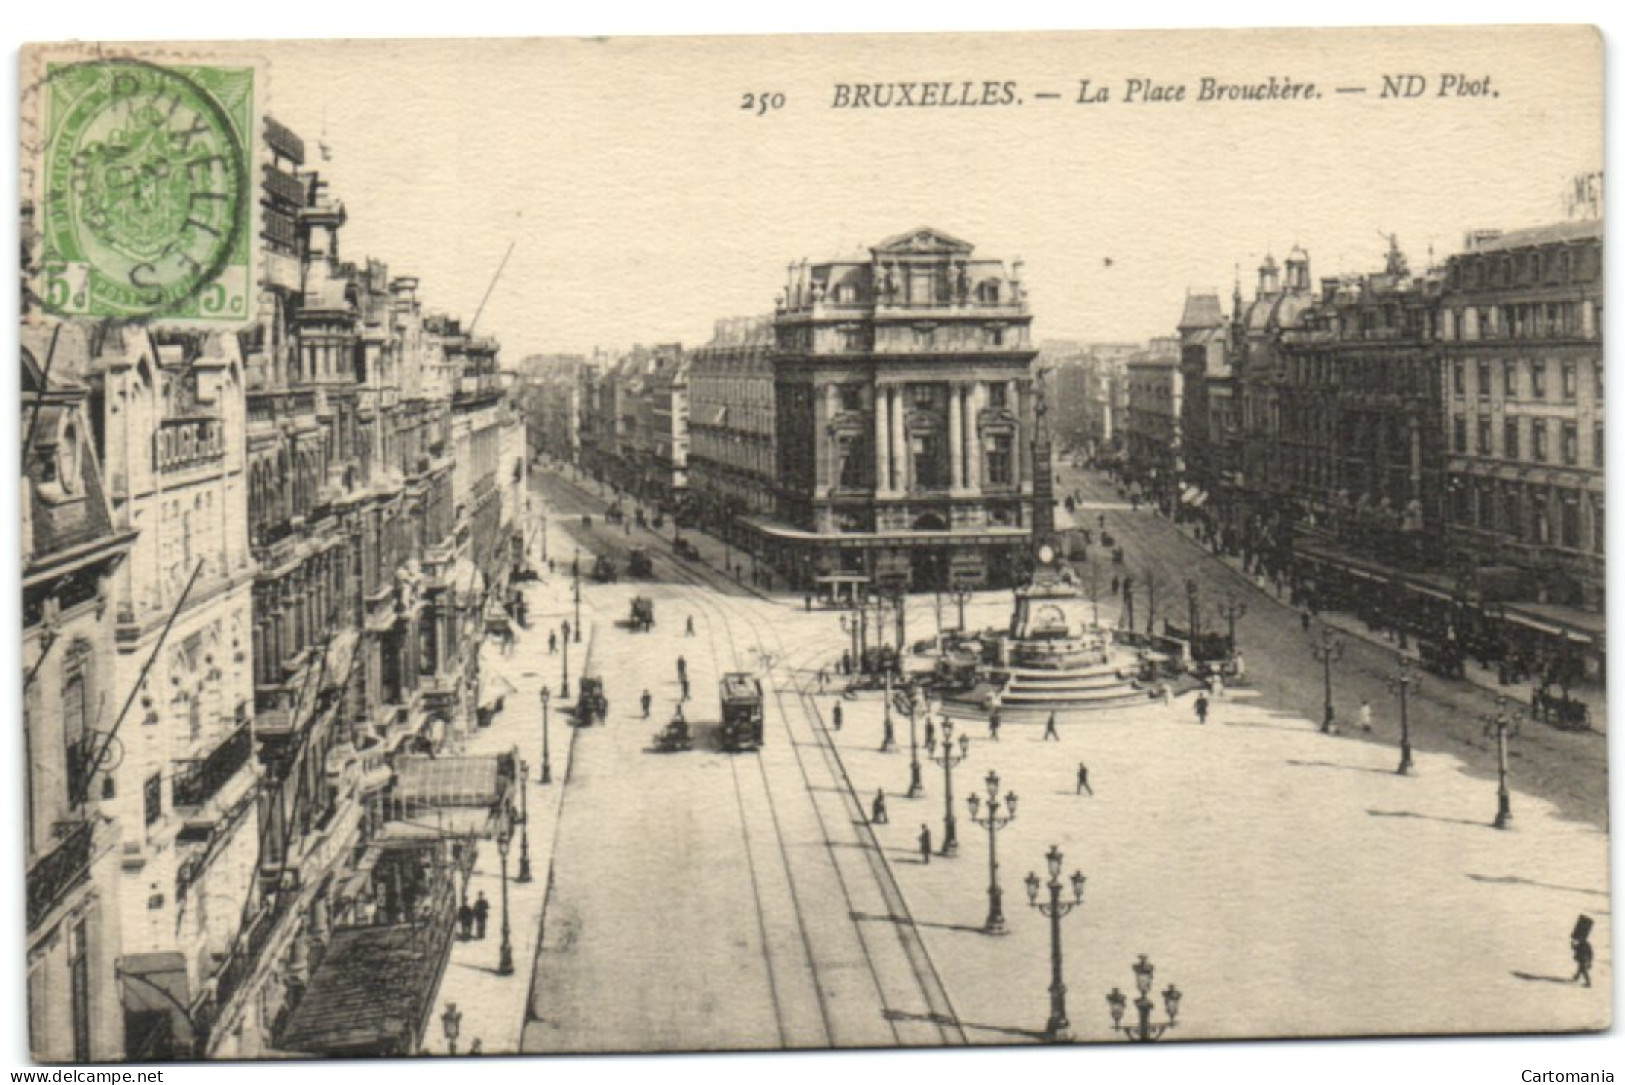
[533,469,966,1047]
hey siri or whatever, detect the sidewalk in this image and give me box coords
[419,516,598,1055]
[1160,513,1606,733]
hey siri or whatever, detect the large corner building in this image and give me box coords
[715,227,1049,593]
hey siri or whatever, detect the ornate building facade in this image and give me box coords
[1438,219,1604,651]
[23,324,138,1063]
[763,227,1047,591]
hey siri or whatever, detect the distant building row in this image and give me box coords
[520,227,1054,592]
[1125,220,1603,677]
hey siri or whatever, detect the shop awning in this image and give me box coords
[276,902,455,1057]
[1503,603,1603,644]
[740,515,1029,548]
[393,754,510,807]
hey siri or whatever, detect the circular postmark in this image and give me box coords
[37,57,250,321]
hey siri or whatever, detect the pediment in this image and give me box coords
[872,227,975,257]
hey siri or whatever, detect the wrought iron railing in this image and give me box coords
[173,722,254,809]
[27,819,95,931]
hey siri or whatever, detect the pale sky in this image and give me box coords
[257,26,1601,359]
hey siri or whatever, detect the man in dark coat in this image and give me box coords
[918,824,932,864]
[473,892,491,939]
[458,900,474,940]
[1043,711,1060,741]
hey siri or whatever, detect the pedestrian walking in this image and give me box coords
[685,615,695,637]
[871,789,889,824]
[924,718,936,749]
[641,689,652,719]
[841,650,852,675]
[988,707,1001,741]
[832,703,843,731]
[1358,698,1373,732]
[1573,915,1595,987]
[677,655,687,681]
[1043,711,1060,741]
[458,900,474,940]
[548,630,557,655]
[1076,762,1093,796]
[472,892,490,940]
[1195,694,1209,725]
[1232,651,1246,682]
[1211,672,1225,700]
[918,824,932,864]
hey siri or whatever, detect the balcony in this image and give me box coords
[173,722,255,809]
[156,418,225,474]
[27,819,95,931]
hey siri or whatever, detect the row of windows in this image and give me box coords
[1450,481,1603,554]
[1452,417,1602,468]
[1452,357,1601,401]
[1441,300,1598,342]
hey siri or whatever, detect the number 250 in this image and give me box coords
[741,92,785,115]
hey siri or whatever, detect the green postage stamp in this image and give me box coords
[27,51,257,324]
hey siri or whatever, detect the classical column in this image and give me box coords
[967,382,984,492]
[1014,382,1029,489]
[874,386,890,493]
[824,384,842,494]
[949,383,964,492]
[891,385,908,493]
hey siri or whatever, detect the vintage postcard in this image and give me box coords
[17,26,1606,1064]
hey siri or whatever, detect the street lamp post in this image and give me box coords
[966,771,1017,934]
[925,720,969,856]
[560,620,572,700]
[515,753,533,884]
[572,561,582,642]
[1310,626,1345,733]
[880,671,898,752]
[1483,694,1523,829]
[495,804,515,976]
[1106,954,1182,1042]
[1218,592,1248,652]
[1144,570,1158,635]
[1122,574,1136,634]
[1024,845,1087,1041]
[906,683,924,797]
[539,686,553,784]
[1385,654,1420,775]
[1184,578,1200,639]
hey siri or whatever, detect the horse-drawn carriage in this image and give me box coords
[574,676,608,724]
[592,555,618,583]
[673,538,701,561]
[628,547,654,577]
[629,595,655,632]
[653,709,692,752]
